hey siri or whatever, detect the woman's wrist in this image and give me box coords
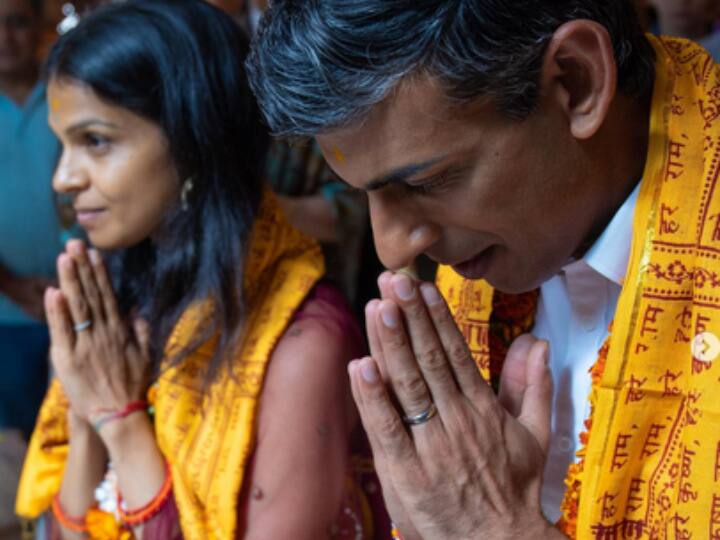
[60,411,108,520]
[67,411,106,458]
[68,409,93,436]
[98,410,154,464]
[97,410,168,514]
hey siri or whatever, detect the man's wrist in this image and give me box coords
[505,517,566,540]
[537,522,567,539]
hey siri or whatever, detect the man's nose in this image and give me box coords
[368,193,438,271]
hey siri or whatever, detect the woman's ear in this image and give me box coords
[539,20,617,140]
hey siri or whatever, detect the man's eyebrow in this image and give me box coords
[66,119,119,135]
[364,157,446,192]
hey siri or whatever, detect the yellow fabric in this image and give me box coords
[435,267,495,380]
[16,191,325,540]
[437,36,720,538]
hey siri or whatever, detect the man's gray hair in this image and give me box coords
[246,0,655,138]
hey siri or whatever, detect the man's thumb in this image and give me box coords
[517,340,552,454]
[498,334,537,417]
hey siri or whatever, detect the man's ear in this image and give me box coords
[539,20,617,140]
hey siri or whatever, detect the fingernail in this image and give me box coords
[377,272,392,293]
[68,241,83,255]
[380,302,398,328]
[360,358,379,383]
[365,299,379,317]
[89,249,101,265]
[420,284,442,306]
[393,275,415,301]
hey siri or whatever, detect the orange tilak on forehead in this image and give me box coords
[50,97,60,112]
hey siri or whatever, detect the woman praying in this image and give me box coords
[15,1,375,538]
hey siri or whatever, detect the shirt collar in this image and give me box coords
[580,181,641,286]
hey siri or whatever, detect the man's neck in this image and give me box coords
[573,89,653,261]
[0,65,39,106]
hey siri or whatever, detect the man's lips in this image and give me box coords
[451,247,495,280]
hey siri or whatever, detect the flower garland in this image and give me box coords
[488,289,540,390]
[556,328,611,537]
[85,508,133,540]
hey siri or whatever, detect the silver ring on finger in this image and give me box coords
[402,402,437,426]
[73,319,92,333]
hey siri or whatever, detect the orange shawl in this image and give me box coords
[16,191,325,540]
[437,36,720,538]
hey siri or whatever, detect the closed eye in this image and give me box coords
[404,167,468,196]
[404,176,445,195]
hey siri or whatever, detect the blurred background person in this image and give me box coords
[0,0,65,537]
[265,140,372,312]
[634,0,653,29]
[0,0,63,452]
[649,0,720,59]
[205,0,262,33]
[209,0,381,317]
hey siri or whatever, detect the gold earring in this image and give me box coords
[181,177,194,211]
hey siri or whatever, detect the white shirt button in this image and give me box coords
[556,436,574,453]
[580,315,597,331]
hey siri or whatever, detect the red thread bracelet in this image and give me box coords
[91,400,149,432]
[120,461,173,526]
[51,494,87,533]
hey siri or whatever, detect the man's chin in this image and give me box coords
[486,279,540,294]
[458,266,542,295]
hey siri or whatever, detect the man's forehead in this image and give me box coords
[364,77,459,138]
[317,79,489,187]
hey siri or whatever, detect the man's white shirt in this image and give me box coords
[533,182,640,522]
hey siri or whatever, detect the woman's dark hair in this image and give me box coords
[246,0,656,136]
[46,0,269,383]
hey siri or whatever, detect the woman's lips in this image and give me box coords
[452,247,494,280]
[75,208,106,227]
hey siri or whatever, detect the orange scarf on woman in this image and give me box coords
[437,36,720,538]
[16,191,324,540]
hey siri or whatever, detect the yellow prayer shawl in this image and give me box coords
[437,36,720,538]
[15,191,325,540]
